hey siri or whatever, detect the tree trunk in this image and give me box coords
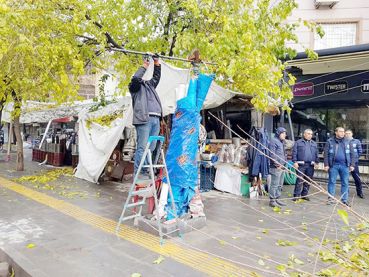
[13,116,24,171]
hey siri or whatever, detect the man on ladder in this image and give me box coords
[129,53,162,178]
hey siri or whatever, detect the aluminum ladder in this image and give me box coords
[115,136,177,242]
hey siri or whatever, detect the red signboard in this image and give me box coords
[293,82,314,96]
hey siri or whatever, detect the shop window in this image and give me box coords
[290,107,369,159]
[314,23,357,50]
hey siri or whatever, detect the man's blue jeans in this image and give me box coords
[134,116,160,174]
[328,164,349,202]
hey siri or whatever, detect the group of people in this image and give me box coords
[128,53,365,209]
[269,126,363,208]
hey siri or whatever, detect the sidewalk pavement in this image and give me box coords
[0,149,368,276]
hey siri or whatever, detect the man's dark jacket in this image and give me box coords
[269,136,286,168]
[323,137,355,167]
[292,139,319,164]
[350,138,362,163]
[128,65,162,125]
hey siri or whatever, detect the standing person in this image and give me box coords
[269,127,287,208]
[292,129,319,201]
[345,129,364,198]
[129,53,162,176]
[324,127,355,206]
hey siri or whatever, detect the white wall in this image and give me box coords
[287,0,369,51]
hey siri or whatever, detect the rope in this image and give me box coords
[208,111,368,222]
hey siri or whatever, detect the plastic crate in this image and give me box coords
[199,162,215,192]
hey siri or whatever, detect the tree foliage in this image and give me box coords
[0,0,321,114]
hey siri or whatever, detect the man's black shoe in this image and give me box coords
[302,196,310,201]
[358,194,365,199]
[276,199,287,206]
[269,200,279,208]
[342,201,351,207]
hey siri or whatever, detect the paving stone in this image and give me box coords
[0,262,9,277]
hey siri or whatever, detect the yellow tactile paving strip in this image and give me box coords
[0,177,251,277]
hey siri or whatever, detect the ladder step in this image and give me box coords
[121,214,141,222]
[142,165,165,168]
[126,201,146,208]
[131,188,153,196]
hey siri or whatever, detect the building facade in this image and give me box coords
[284,1,369,161]
[287,0,369,51]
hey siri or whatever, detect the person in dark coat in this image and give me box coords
[268,127,287,208]
[324,127,355,206]
[292,129,319,201]
[129,54,162,175]
[345,129,364,198]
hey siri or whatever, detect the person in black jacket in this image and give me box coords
[345,129,364,198]
[268,127,287,208]
[129,54,162,175]
[292,129,319,201]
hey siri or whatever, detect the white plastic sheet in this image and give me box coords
[214,163,242,196]
[75,98,133,183]
[144,61,238,116]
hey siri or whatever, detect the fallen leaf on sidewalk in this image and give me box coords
[262,229,269,234]
[219,240,227,245]
[131,273,141,277]
[276,264,286,273]
[289,254,305,265]
[293,199,304,204]
[258,259,265,266]
[153,255,165,264]
[276,239,297,246]
[26,243,35,249]
[273,206,281,213]
[231,236,238,240]
[337,209,349,226]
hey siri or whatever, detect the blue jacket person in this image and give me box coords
[324,127,355,206]
[292,129,319,201]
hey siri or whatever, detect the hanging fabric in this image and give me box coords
[247,127,270,180]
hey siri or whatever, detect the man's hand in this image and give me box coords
[293,162,299,169]
[324,166,329,172]
[152,53,160,65]
[143,53,150,68]
[349,166,354,172]
[143,60,150,69]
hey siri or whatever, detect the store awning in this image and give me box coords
[286,43,369,74]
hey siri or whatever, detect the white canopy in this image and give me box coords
[2,61,239,183]
[75,97,133,183]
[144,61,237,115]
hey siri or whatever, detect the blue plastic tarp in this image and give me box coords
[165,74,214,219]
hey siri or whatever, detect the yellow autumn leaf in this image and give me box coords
[153,255,165,265]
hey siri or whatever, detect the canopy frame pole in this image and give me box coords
[39,119,52,149]
[108,48,217,65]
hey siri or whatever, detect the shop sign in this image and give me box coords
[361,80,369,93]
[292,82,314,96]
[324,81,348,94]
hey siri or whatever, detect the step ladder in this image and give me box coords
[116,136,177,242]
